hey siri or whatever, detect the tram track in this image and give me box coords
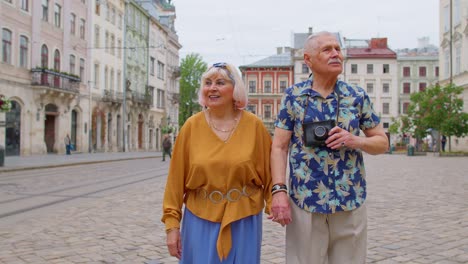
[0,160,169,220]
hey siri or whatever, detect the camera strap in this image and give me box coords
[302,87,341,125]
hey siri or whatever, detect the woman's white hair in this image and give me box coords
[197,63,247,109]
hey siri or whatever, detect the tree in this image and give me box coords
[406,83,468,151]
[178,53,207,128]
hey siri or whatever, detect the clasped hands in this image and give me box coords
[268,192,292,226]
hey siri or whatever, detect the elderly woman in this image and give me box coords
[162,62,272,263]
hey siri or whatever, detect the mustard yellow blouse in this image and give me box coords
[161,110,272,260]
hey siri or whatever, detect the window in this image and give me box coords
[366,83,374,94]
[383,122,389,129]
[264,80,271,93]
[403,66,410,77]
[53,49,60,71]
[403,83,411,94]
[249,80,256,93]
[117,71,121,91]
[105,31,109,53]
[302,63,309,74]
[279,81,287,93]
[80,19,85,39]
[264,105,272,119]
[70,13,76,35]
[351,64,357,74]
[157,61,164,79]
[367,64,373,74]
[402,102,410,114]
[419,82,426,92]
[435,66,439,77]
[104,67,108,90]
[79,58,85,81]
[2,29,12,64]
[150,57,155,75]
[382,83,389,94]
[111,8,116,24]
[42,0,49,22]
[443,5,449,32]
[118,14,122,29]
[94,63,100,88]
[21,0,29,11]
[156,89,165,108]
[455,46,461,74]
[54,4,61,27]
[110,34,115,55]
[110,69,114,90]
[117,39,122,58]
[247,105,256,115]
[19,36,28,68]
[419,66,426,77]
[41,44,48,67]
[69,55,76,74]
[95,1,100,15]
[383,64,389,73]
[454,0,461,25]
[382,103,389,115]
[94,25,99,48]
[444,50,450,78]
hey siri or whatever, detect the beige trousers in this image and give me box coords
[286,201,367,264]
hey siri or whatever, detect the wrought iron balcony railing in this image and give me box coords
[31,68,80,93]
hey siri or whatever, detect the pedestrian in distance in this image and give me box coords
[162,62,272,263]
[269,31,389,264]
[64,134,71,155]
[162,134,172,161]
[441,135,447,152]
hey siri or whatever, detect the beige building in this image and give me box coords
[1,0,89,155]
[439,0,468,151]
[89,0,125,153]
[344,38,399,137]
[0,0,180,157]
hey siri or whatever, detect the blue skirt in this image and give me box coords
[180,207,262,264]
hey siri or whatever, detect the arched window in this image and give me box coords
[19,35,29,68]
[53,49,60,71]
[2,28,12,64]
[69,54,75,74]
[41,44,48,67]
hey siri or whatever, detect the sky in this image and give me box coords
[172,0,440,67]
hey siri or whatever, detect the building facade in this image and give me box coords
[439,0,468,151]
[0,0,180,156]
[240,48,294,134]
[1,0,89,156]
[344,38,398,141]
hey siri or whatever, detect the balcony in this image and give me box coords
[131,91,152,107]
[102,90,123,105]
[31,68,80,93]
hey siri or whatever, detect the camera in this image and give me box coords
[303,120,336,147]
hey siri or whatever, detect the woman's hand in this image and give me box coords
[268,192,292,226]
[166,228,182,259]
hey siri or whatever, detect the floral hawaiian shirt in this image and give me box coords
[275,77,380,214]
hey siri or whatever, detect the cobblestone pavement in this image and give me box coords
[0,153,467,263]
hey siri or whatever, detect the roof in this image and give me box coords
[346,38,396,58]
[240,52,293,68]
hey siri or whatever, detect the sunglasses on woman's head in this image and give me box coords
[211,63,235,85]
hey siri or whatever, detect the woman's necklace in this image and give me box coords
[207,110,238,133]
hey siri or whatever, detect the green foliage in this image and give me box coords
[406,83,468,139]
[179,53,207,128]
[388,117,400,134]
[161,125,173,134]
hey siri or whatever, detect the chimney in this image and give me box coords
[277,47,283,55]
[308,27,313,34]
[369,38,388,49]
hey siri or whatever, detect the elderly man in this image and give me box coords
[269,31,388,263]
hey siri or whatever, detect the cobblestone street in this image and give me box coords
[0,153,467,263]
